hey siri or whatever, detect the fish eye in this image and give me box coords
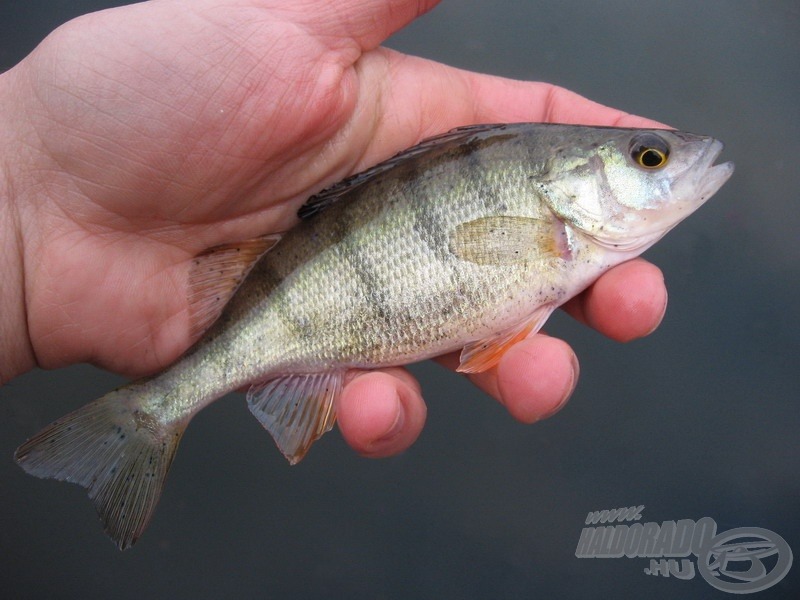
[630,134,670,169]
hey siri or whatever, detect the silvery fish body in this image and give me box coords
[14,123,733,549]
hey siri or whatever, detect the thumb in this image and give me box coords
[263,0,441,51]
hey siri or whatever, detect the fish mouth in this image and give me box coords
[693,139,735,205]
[605,136,734,255]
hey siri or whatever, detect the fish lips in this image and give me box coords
[698,139,735,203]
[683,137,735,209]
[596,136,734,254]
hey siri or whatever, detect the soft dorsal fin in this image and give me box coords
[298,123,511,220]
[188,235,280,338]
[247,371,344,464]
[457,303,556,373]
[449,215,569,266]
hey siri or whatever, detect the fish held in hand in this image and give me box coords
[14,123,734,549]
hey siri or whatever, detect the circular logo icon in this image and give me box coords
[697,527,793,594]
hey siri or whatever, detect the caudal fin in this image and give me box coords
[14,385,184,550]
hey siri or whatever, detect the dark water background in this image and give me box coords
[1,1,798,598]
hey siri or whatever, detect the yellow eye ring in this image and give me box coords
[630,134,670,170]
[635,147,668,169]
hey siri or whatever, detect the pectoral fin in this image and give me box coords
[457,304,556,373]
[188,235,280,338]
[449,215,568,266]
[247,371,344,464]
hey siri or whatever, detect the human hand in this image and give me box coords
[0,0,667,457]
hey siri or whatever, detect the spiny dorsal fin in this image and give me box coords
[458,304,556,373]
[449,215,569,266]
[247,371,344,464]
[14,384,185,550]
[188,235,280,338]
[298,123,511,220]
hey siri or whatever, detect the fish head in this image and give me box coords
[538,128,734,253]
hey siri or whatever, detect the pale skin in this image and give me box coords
[0,0,667,458]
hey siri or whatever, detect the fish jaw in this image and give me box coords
[623,136,734,254]
[540,129,734,255]
[683,139,735,210]
[625,137,734,255]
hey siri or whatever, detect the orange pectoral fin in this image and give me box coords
[457,304,556,374]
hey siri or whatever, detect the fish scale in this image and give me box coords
[14,123,733,549]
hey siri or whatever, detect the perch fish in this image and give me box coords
[15,123,734,549]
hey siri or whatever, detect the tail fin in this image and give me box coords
[14,385,184,550]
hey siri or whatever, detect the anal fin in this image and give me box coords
[458,304,556,373]
[247,371,343,464]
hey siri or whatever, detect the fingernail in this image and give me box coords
[544,352,579,419]
[370,396,405,447]
[645,288,669,337]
